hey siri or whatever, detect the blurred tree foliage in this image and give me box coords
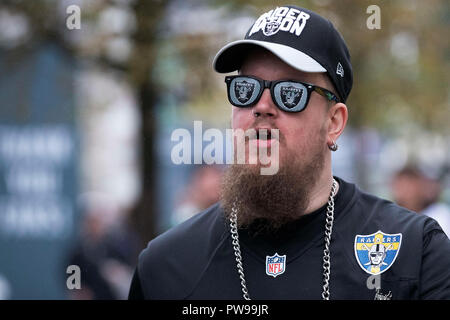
[2,0,448,241]
[173,0,449,135]
[0,0,169,245]
[193,0,450,134]
[155,0,449,191]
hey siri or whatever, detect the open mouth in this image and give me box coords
[254,127,280,141]
[256,129,271,140]
[249,128,279,148]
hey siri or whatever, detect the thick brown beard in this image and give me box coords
[220,138,326,233]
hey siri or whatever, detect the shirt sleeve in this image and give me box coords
[128,268,145,300]
[419,221,450,299]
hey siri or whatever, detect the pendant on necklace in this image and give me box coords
[265,253,286,278]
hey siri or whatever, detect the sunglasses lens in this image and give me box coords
[273,81,308,112]
[228,77,261,107]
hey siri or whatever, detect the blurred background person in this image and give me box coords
[391,165,450,237]
[171,165,224,226]
[66,193,141,300]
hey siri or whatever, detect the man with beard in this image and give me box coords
[129,6,450,300]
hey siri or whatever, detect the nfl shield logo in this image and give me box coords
[266,253,286,278]
[354,230,402,275]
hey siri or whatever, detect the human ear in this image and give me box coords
[326,103,348,147]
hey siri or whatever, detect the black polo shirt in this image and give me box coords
[129,177,450,300]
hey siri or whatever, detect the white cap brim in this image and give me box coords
[213,39,326,73]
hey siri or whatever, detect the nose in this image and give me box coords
[252,89,279,118]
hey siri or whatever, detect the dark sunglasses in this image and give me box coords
[225,75,339,113]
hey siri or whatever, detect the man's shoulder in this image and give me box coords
[350,183,442,236]
[140,202,226,260]
[137,202,229,299]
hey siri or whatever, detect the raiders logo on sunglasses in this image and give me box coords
[225,75,339,113]
[234,80,255,103]
[280,86,303,109]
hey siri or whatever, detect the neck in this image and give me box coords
[304,167,338,215]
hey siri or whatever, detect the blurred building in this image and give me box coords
[0,43,78,299]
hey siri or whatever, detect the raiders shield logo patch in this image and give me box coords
[354,230,402,275]
[266,253,286,277]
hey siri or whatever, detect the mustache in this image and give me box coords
[250,118,277,130]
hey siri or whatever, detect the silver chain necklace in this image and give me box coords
[229,178,338,300]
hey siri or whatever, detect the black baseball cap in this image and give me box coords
[213,5,353,103]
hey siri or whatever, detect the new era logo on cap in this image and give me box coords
[336,62,344,77]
